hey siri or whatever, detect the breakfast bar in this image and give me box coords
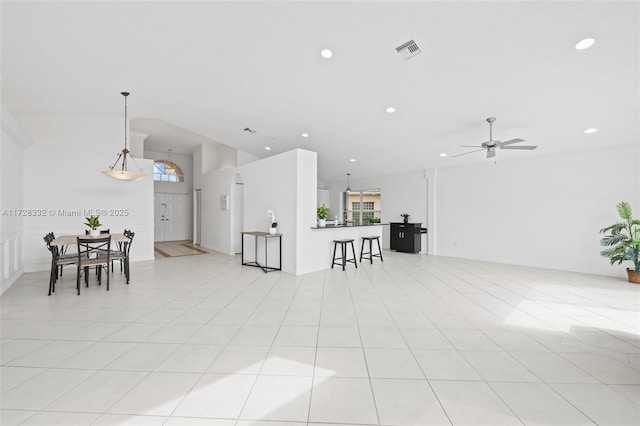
[309,223,386,268]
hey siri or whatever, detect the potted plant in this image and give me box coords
[317,204,329,227]
[401,213,410,223]
[267,210,278,234]
[600,201,640,284]
[84,215,102,237]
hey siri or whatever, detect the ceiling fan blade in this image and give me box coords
[452,149,485,158]
[460,145,483,148]
[499,138,525,147]
[501,145,537,150]
[487,148,496,159]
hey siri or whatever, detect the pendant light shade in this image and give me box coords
[345,173,351,192]
[102,92,146,182]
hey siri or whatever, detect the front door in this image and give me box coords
[154,192,191,242]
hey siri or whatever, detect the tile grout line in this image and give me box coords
[305,274,326,424]
[345,265,382,426]
[230,273,312,424]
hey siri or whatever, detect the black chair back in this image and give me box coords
[123,229,135,256]
[43,232,57,255]
[77,235,111,262]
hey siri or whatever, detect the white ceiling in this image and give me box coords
[133,118,220,155]
[1,1,638,181]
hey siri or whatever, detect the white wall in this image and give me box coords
[201,149,320,274]
[434,143,640,276]
[317,189,330,213]
[216,145,238,170]
[18,114,155,272]
[0,105,30,294]
[193,144,256,189]
[237,150,259,166]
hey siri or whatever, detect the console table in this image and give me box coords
[241,231,282,273]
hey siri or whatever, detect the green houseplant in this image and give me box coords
[401,213,410,223]
[317,204,329,227]
[84,215,102,237]
[599,201,640,284]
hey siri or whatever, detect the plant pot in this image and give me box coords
[269,227,277,235]
[627,268,640,284]
[89,229,100,237]
[318,219,326,227]
[403,218,408,223]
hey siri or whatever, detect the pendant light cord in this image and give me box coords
[124,94,128,150]
[121,91,129,151]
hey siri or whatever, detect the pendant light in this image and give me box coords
[345,173,351,192]
[102,92,146,181]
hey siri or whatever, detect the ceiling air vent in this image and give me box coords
[395,40,421,61]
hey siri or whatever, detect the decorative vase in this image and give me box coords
[627,268,640,284]
[318,219,326,227]
[403,218,409,223]
[89,229,100,237]
[269,227,277,235]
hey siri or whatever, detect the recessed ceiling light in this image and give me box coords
[350,158,356,162]
[386,107,396,113]
[440,153,448,157]
[301,133,309,138]
[584,128,598,134]
[575,38,595,50]
[265,146,271,150]
[320,49,333,59]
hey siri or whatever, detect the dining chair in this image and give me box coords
[103,229,134,284]
[85,229,111,276]
[51,231,76,278]
[76,235,111,295]
[44,232,77,295]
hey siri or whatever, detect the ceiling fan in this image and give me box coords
[453,117,537,159]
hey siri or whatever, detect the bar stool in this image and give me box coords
[360,236,383,264]
[331,239,358,270]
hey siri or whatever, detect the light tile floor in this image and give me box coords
[1,251,640,425]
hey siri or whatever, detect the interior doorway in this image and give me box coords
[194,189,202,245]
[154,192,191,242]
[233,175,244,254]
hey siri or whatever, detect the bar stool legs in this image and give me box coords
[360,236,383,264]
[331,239,358,270]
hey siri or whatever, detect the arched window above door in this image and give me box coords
[153,160,184,182]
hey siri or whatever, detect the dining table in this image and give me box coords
[49,233,131,288]
[50,233,128,247]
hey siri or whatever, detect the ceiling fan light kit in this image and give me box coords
[453,117,538,159]
[102,92,147,182]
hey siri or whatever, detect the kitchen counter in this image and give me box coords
[305,223,385,270]
[310,223,387,230]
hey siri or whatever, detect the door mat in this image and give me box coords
[154,241,210,258]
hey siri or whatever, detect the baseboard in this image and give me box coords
[0,267,24,296]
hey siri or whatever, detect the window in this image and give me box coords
[153,160,184,182]
[349,191,381,224]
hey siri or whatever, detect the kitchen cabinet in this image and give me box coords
[390,222,422,253]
